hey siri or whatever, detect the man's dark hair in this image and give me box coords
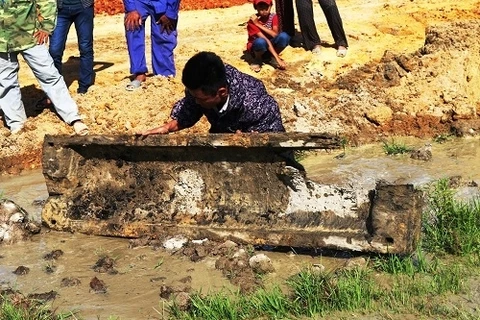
[182,52,227,96]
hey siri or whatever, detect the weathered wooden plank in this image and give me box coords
[41,133,422,254]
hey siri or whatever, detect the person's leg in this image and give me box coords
[0,52,27,132]
[150,18,177,77]
[249,38,268,72]
[49,7,73,75]
[74,4,95,93]
[276,0,295,37]
[125,2,149,82]
[318,0,348,49]
[22,45,82,125]
[272,32,291,53]
[296,0,322,51]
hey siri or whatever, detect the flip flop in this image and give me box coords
[337,48,348,58]
[73,121,89,136]
[250,63,261,73]
[125,79,143,91]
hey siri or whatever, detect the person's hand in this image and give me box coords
[276,58,286,70]
[136,125,169,139]
[156,15,174,34]
[249,14,258,24]
[125,11,142,31]
[33,30,49,45]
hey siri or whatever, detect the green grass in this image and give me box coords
[382,139,414,155]
[0,294,75,320]
[422,178,480,255]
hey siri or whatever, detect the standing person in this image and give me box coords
[49,0,95,95]
[276,0,348,57]
[247,0,290,72]
[139,51,304,170]
[123,0,180,91]
[0,0,89,135]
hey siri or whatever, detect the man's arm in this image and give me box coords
[138,119,181,137]
[249,14,278,38]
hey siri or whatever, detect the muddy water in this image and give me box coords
[0,137,479,319]
[304,137,480,198]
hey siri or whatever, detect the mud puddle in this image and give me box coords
[0,137,479,319]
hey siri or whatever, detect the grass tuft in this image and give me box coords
[382,139,414,155]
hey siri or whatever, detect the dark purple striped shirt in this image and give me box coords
[171,64,285,133]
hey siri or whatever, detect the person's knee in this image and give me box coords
[277,32,291,47]
[252,38,268,52]
[48,46,63,60]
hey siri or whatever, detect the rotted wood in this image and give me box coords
[41,133,422,254]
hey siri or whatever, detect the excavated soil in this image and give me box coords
[0,0,479,175]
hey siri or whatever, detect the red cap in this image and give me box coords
[254,0,272,6]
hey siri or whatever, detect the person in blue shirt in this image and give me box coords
[123,0,180,91]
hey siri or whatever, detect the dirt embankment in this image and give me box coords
[0,0,479,175]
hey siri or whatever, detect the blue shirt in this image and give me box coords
[171,64,285,133]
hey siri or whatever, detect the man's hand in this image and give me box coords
[136,125,169,139]
[125,11,142,31]
[249,14,258,24]
[33,30,49,45]
[156,15,174,34]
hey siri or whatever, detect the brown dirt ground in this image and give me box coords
[1,0,479,175]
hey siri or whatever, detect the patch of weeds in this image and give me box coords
[287,268,331,317]
[329,268,377,311]
[185,292,246,320]
[0,293,75,319]
[432,133,453,144]
[247,286,290,319]
[382,139,413,155]
[422,178,480,255]
[372,248,434,276]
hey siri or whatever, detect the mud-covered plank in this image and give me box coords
[43,133,341,150]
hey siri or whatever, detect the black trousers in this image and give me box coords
[275,0,348,50]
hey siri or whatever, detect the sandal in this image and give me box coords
[337,47,348,58]
[73,121,89,136]
[125,79,143,91]
[249,63,262,73]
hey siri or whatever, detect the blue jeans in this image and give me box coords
[251,32,291,57]
[125,0,178,77]
[49,4,94,93]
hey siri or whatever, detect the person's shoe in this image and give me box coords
[77,87,89,94]
[72,121,89,136]
[311,45,322,55]
[336,46,348,58]
[10,126,24,135]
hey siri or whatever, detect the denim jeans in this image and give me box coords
[49,3,94,93]
[251,32,291,57]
